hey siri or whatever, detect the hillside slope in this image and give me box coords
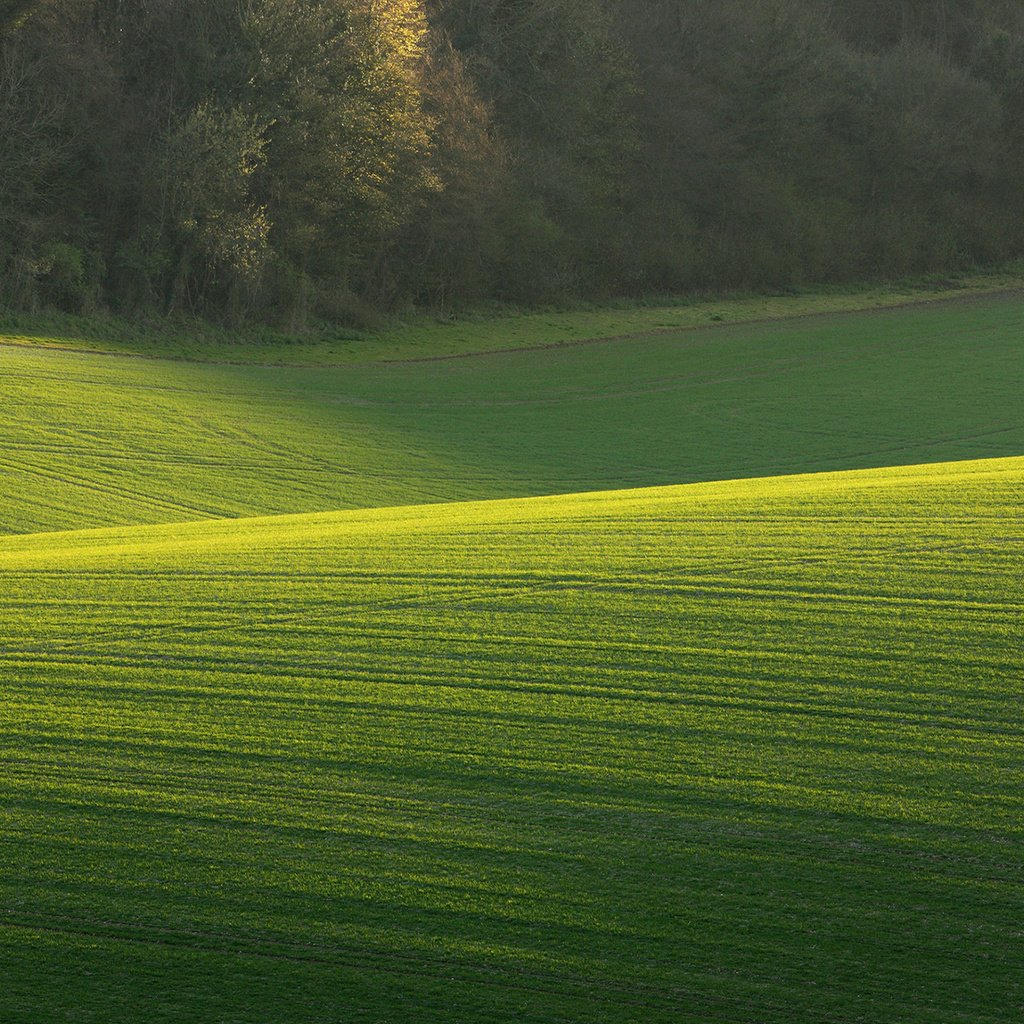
[3,292,1023,534]
[2,457,1021,1022]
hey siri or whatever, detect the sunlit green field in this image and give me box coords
[1,457,1022,1023]
[1,293,1022,1021]
[2,292,1023,535]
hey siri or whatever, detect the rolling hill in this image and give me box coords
[0,292,1022,1022]
[2,291,1023,535]
[1,457,1021,1022]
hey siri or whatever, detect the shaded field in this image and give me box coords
[2,293,1023,534]
[3,268,1023,365]
[1,457,1021,1022]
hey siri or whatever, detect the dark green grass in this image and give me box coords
[3,266,1022,364]
[1,458,1021,1022]
[2,292,1023,534]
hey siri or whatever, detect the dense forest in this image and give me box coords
[3,0,1024,323]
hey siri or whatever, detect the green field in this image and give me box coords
[1,294,1022,1022]
[2,458,1022,1022]
[2,292,1023,535]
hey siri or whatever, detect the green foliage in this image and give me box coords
[0,0,38,32]
[4,0,1024,316]
[1,0,439,320]
[160,102,270,314]
[33,242,104,311]
[616,0,1024,291]
[428,0,637,299]
[242,0,435,284]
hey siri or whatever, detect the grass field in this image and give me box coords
[3,264,1024,365]
[1,457,1021,1022]
[2,292,1023,535]
[1,289,1022,1022]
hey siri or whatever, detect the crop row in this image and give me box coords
[0,457,1021,1021]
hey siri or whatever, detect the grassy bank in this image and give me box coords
[2,264,1024,365]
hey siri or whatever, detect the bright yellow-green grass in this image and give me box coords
[1,457,1021,1023]
[2,292,1024,535]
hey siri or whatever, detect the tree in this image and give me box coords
[243,0,436,289]
[0,0,40,33]
[430,0,638,299]
[3,0,1024,318]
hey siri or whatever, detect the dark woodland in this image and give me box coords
[3,0,1024,322]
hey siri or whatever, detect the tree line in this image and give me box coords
[3,0,1024,323]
